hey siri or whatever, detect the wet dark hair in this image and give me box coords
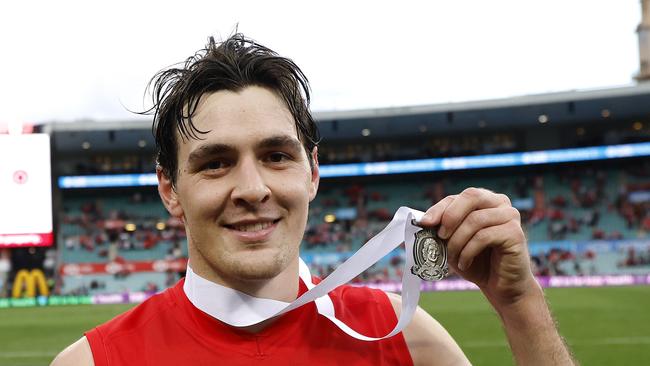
[144,33,320,186]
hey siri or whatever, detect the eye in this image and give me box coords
[202,160,227,171]
[267,152,290,163]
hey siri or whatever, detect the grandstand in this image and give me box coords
[3,82,649,301]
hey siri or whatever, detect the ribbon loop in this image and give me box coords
[184,206,425,341]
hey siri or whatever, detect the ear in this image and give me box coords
[157,166,184,218]
[309,147,320,202]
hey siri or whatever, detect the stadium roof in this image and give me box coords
[315,82,650,121]
[47,83,650,152]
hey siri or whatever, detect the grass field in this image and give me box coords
[1,286,649,365]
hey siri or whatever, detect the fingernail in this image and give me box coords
[457,261,465,271]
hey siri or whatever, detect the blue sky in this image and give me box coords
[0,0,642,123]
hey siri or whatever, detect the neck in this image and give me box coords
[187,254,300,303]
[184,255,302,334]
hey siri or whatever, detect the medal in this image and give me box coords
[410,219,449,281]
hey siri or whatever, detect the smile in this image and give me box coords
[232,221,275,232]
[223,219,281,242]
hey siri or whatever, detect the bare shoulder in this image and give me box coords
[386,292,471,366]
[50,336,95,366]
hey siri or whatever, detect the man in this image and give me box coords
[52,34,575,365]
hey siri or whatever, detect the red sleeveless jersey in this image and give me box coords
[85,278,413,365]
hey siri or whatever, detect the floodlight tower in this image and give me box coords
[637,0,650,81]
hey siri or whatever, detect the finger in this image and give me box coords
[438,188,511,240]
[446,206,520,267]
[419,195,457,227]
[456,220,522,271]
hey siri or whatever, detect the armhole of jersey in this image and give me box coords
[84,328,109,366]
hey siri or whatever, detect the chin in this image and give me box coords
[228,251,294,281]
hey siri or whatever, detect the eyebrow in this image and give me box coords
[187,143,235,166]
[257,135,303,152]
[187,134,304,165]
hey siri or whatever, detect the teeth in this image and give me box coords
[233,221,273,232]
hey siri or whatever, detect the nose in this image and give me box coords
[230,157,271,207]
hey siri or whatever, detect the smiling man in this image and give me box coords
[52,34,575,365]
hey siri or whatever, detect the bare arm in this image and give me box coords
[387,292,471,366]
[489,279,575,366]
[50,336,94,366]
[420,188,576,365]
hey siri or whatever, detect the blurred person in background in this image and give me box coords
[0,249,10,297]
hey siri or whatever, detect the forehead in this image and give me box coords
[179,86,299,153]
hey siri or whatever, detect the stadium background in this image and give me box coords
[2,4,650,366]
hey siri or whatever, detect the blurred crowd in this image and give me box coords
[3,160,650,298]
[61,193,187,262]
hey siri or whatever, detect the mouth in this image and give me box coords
[223,218,281,243]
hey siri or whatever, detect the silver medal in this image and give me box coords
[410,219,449,281]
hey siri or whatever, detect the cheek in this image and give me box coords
[179,181,228,219]
[272,175,313,207]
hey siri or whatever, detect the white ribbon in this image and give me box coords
[183,206,425,341]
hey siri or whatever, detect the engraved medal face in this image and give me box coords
[410,222,449,281]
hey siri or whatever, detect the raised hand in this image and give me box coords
[419,187,576,365]
[419,187,536,307]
